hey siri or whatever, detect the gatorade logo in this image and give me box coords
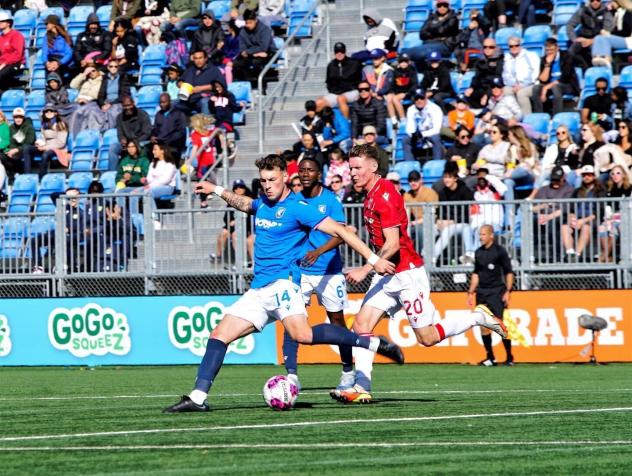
[0,314,12,357]
[48,304,131,358]
[168,303,254,357]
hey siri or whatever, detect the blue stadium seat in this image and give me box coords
[0,237,24,258]
[289,0,316,38]
[30,69,46,91]
[26,89,46,115]
[139,65,164,87]
[37,7,65,26]
[522,25,552,56]
[580,66,613,105]
[557,27,570,51]
[404,9,429,33]
[34,194,56,213]
[228,81,252,105]
[3,216,30,237]
[406,0,433,8]
[98,128,118,170]
[141,44,167,67]
[450,72,459,96]
[463,0,487,7]
[13,174,38,197]
[619,65,632,89]
[207,0,230,18]
[522,113,551,142]
[1,90,26,121]
[495,27,521,52]
[30,216,56,234]
[39,173,66,195]
[458,71,475,95]
[271,36,285,68]
[99,171,117,192]
[549,112,580,143]
[8,194,32,214]
[422,159,446,184]
[68,172,94,193]
[136,85,162,109]
[553,4,577,26]
[72,129,100,153]
[67,5,94,28]
[400,33,423,51]
[96,5,112,29]
[393,161,422,190]
[13,9,37,40]
[68,88,79,103]
[70,151,95,171]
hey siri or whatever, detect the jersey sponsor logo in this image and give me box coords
[275,207,286,218]
[488,263,495,270]
[318,204,327,214]
[256,218,282,229]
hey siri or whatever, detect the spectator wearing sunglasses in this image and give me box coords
[464,39,504,108]
[445,126,481,189]
[349,81,387,145]
[566,0,614,71]
[501,37,540,116]
[581,77,612,127]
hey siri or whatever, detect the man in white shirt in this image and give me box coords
[502,36,540,116]
[403,88,444,162]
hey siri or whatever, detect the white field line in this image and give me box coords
[1,441,632,452]
[1,407,632,443]
[1,388,631,401]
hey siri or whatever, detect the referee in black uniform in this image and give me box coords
[467,224,515,366]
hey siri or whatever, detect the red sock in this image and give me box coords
[435,323,446,341]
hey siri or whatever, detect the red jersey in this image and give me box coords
[190,129,216,177]
[364,178,424,272]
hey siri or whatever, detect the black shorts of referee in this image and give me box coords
[476,285,506,320]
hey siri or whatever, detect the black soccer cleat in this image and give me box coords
[162,395,210,413]
[376,336,405,365]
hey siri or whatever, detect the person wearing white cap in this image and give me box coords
[0,11,26,92]
[561,164,607,262]
[3,108,35,181]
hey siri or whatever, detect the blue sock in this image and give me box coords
[282,329,298,375]
[194,338,227,393]
[311,324,371,348]
[339,344,354,373]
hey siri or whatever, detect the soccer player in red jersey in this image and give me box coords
[333,144,508,404]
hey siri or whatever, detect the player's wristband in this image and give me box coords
[214,185,225,197]
[368,253,380,266]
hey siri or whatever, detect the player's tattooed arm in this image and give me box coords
[220,190,254,214]
[378,227,401,261]
[195,181,254,214]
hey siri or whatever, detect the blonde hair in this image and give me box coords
[190,113,214,135]
[607,164,631,190]
[509,125,534,159]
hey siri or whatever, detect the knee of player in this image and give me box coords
[290,329,313,344]
[416,328,439,347]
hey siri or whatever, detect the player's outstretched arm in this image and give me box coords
[195,181,254,214]
[317,217,395,275]
[301,232,345,267]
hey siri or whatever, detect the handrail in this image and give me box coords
[257,0,330,154]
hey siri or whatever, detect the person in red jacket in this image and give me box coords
[0,12,25,92]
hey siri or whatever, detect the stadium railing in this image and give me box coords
[0,198,630,296]
[257,0,331,153]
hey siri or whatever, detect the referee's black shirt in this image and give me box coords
[474,242,513,290]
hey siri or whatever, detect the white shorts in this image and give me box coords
[362,266,436,329]
[323,90,360,107]
[225,279,306,331]
[301,273,347,313]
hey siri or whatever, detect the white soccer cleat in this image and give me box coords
[287,373,301,392]
[475,304,508,339]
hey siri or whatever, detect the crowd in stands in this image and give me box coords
[1,0,632,270]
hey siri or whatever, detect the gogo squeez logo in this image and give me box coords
[0,314,12,357]
[48,304,131,358]
[168,303,254,356]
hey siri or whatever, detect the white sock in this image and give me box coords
[189,389,207,405]
[368,336,380,353]
[354,346,375,383]
[435,313,478,338]
[391,116,398,123]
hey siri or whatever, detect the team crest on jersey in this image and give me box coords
[276,207,286,218]
[318,204,327,214]
[382,192,390,201]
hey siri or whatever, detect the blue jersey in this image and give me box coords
[250,192,327,288]
[300,187,345,276]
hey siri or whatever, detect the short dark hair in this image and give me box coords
[305,100,316,111]
[243,9,257,21]
[191,48,208,57]
[595,76,609,87]
[443,161,459,177]
[299,156,322,171]
[255,154,286,172]
[349,143,378,163]
[545,37,557,47]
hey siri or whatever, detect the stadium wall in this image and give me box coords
[0,291,629,366]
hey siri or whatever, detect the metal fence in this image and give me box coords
[0,195,630,297]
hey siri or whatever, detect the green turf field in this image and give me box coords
[1,364,631,475]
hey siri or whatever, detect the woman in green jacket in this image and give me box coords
[115,140,150,192]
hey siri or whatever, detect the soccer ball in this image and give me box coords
[262,375,299,410]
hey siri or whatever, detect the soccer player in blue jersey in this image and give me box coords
[282,157,355,392]
[163,154,404,413]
